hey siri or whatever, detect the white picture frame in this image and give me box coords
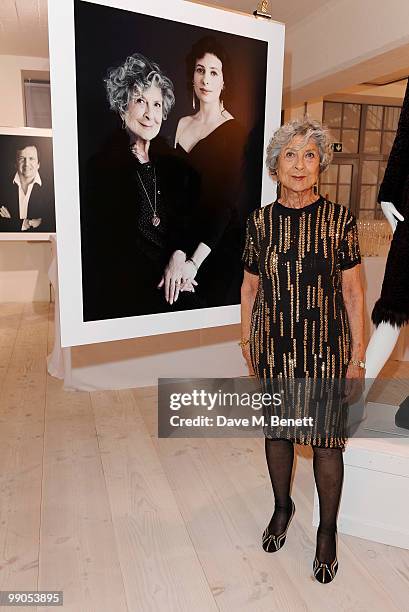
[48,0,285,347]
[0,126,55,241]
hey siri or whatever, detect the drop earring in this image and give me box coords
[220,84,225,115]
[277,180,281,199]
[192,86,196,111]
[313,182,319,195]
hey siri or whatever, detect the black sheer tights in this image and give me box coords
[313,446,344,563]
[265,438,344,563]
[264,438,294,534]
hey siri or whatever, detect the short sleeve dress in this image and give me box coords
[242,196,361,448]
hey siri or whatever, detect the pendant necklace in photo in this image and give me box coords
[136,166,160,227]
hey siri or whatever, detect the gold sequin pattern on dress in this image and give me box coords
[241,200,361,449]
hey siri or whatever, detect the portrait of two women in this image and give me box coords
[74,0,268,321]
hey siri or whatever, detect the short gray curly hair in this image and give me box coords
[105,53,175,120]
[266,117,333,175]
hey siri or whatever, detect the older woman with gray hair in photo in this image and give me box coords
[241,118,364,583]
[82,53,196,320]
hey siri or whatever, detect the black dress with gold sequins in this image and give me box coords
[242,196,361,448]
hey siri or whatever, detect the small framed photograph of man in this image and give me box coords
[49,0,284,347]
[0,127,55,240]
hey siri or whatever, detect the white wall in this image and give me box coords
[284,99,323,123]
[0,55,49,126]
[0,54,51,302]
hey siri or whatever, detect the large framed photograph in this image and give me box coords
[49,0,284,346]
[0,127,55,240]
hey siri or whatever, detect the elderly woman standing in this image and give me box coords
[82,53,194,320]
[241,118,364,583]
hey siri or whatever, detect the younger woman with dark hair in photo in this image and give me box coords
[159,36,247,308]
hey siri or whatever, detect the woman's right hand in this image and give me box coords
[242,344,255,376]
[158,250,186,305]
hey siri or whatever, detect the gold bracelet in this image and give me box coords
[350,359,365,369]
[238,338,250,348]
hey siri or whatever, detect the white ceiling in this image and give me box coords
[0,0,333,58]
[1,0,407,100]
[0,0,48,56]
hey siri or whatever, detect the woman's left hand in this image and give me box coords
[181,260,198,282]
[175,261,199,301]
[180,278,198,293]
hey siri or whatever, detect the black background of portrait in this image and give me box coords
[74,0,268,320]
[0,135,55,233]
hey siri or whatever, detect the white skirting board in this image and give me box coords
[313,403,409,549]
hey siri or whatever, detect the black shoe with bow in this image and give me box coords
[313,528,338,584]
[262,498,295,553]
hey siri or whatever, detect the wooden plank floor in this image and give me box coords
[0,302,409,611]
